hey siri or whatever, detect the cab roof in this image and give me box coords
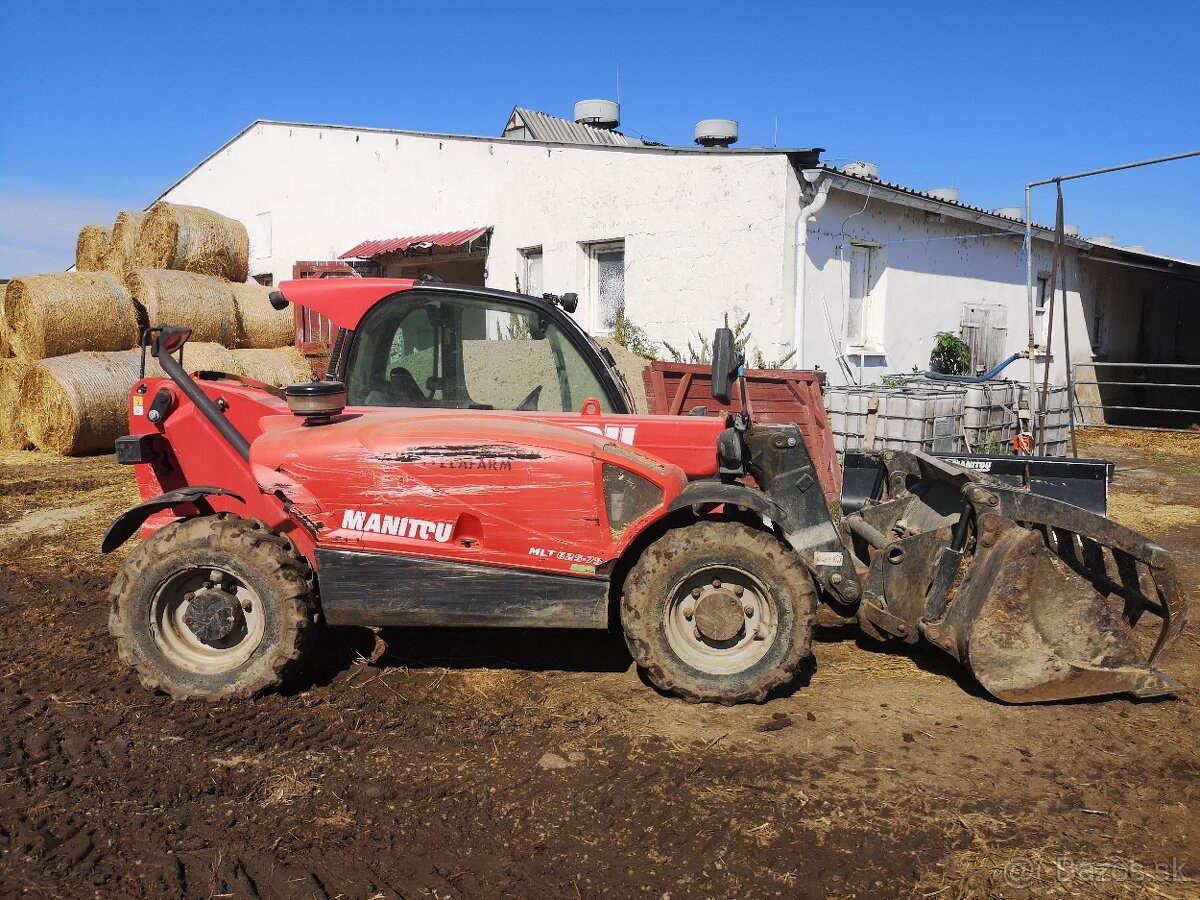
[277,279,417,330]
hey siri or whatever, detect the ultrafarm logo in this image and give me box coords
[340,509,453,543]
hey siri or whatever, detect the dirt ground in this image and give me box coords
[1,429,1198,899]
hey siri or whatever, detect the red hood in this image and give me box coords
[278,278,417,330]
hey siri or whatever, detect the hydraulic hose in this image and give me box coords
[924,352,1024,383]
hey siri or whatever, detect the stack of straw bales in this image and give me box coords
[0,203,306,456]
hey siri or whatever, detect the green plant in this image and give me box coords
[663,312,796,368]
[929,331,972,375]
[495,312,533,341]
[613,311,660,360]
[752,347,797,369]
[879,374,908,388]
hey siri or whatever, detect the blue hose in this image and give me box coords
[924,352,1024,383]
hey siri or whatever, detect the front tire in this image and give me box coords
[620,521,816,704]
[108,515,315,700]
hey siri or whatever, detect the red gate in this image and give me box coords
[643,362,841,502]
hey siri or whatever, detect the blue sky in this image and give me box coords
[1,0,1197,278]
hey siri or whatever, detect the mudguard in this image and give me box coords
[100,486,244,554]
[667,480,793,531]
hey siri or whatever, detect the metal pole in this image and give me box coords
[1022,147,1200,447]
[1058,185,1078,457]
[1038,184,1063,455]
[1024,184,1037,451]
[1028,148,1200,188]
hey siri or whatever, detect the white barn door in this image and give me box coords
[959,302,1008,373]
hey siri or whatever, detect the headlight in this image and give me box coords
[603,464,663,539]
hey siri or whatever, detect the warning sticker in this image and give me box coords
[132,396,144,417]
[814,551,844,567]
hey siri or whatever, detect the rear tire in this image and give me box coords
[620,521,816,704]
[108,515,315,700]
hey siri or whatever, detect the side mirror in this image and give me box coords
[711,327,737,404]
[154,326,193,357]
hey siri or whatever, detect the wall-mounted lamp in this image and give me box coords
[801,168,824,184]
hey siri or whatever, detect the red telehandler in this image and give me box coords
[102,279,1186,704]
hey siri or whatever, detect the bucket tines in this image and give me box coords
[924,487,1187,703]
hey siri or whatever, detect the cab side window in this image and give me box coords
[346,292,615,413]
[462,307,560,411]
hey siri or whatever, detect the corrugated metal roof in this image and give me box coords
[503,107,644,147]
[825,168,1200,267]
[339,227,492,260]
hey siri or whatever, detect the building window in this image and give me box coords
[254,212,272,259]
[1035,272,1051,346]
[1036,274,1051,312]
[847,243,885,350]
[1091,285,1108,355]
[520,247,543,296]
[583,241,625,334]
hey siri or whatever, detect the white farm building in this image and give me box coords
[155,105,1200,427]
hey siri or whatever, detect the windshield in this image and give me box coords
[345,292,618,413]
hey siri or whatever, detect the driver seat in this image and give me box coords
[388,366,424,403]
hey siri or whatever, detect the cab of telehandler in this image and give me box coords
[324,284,635,414]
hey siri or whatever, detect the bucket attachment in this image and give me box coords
[843,452,1187,703]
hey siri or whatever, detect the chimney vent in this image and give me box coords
[574,99,620,130]
[928,187,959,203]
[694,119,738,147]
[842,161,880,180]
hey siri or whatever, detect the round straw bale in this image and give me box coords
[140,342,238,379]
[229,281,294,348]
[136,201,249,282]
[21,342,250,455]
[126,269,237,347]
[75,225,112,272]
[0,283,10,358]
[20,351,144,455]
[227,347,311,387]
[101,210,146,277]
[0,359,32,450]
[6,272,140,359]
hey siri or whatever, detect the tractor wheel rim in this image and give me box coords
[150,567,266,675]
[663,565,777,675]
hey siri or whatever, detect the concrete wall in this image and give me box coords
[161,122,1161,401]
[159,122,793,356]
[797,186,1095,388]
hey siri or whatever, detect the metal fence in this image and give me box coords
[1071,362,1200,432]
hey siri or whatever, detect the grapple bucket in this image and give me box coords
[844,452,1188,704]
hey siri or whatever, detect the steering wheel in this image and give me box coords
[516,385,543,411]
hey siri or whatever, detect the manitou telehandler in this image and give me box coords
[103,279,1187,704]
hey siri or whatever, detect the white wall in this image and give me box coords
[160,123,1104,389]
[160,122,793,355]
[798,186,1094,387]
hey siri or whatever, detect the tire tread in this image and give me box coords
[620,521,816,705]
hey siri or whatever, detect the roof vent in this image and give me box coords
[842,161,879,180]
[574,99,620,130]
[1124,244,1146,253]
[993,207,1024,220]
[1089,235,1115,246]
[1063,224,1080,236]
[694,119,738,147]
[928,187,959,203]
